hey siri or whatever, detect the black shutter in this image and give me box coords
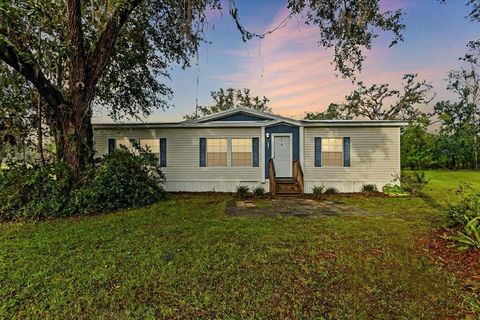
[252,137,259,167]
[314,137,322,167]
[160,138,167,167]
[343,137,351,167]
[199,138,206,167]
[108,139,116,155]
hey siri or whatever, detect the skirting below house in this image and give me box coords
[304,180,398,193]
[164,179,398,193]
[164,180,268,193]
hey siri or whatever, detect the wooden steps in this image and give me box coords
[269,159,304,198]
[275,178,301,197]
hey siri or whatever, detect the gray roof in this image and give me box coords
[93,107,408,128]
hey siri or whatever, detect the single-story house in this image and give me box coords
[93,108,405,195]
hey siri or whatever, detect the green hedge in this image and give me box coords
[0,146,166,221]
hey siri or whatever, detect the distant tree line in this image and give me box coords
[184,88,271,120]
[306,42,480,170]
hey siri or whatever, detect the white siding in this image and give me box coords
[94,125,401,193]
[303,126,400,192]
[94,127,264,192]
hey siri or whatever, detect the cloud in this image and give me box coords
[211,8,356,117]
[204,1,463,119]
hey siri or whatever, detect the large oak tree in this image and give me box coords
[1,0,406,176]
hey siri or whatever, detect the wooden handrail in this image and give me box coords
[292,160,304,195]
[269,159,276,196]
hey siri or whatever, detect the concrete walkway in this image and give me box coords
[227,198,372,216]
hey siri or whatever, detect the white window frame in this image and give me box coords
[321,137,343,167]
[206,137,228,167]
[139,138,161,163]
[231,138,253,167]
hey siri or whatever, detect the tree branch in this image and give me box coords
[67,0,87,89]
[86,0,143,92]
[0,35,65,109]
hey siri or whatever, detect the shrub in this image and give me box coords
[72,146,166,214]
[446,184,480,227]
[324,187,339,195]
[253,186,265,198]
[361,184,378,192]
[236,185,250,199]
[448,217,480,250]
[399,170,429,195]
[382,184,408,196]
[312,185,325,197]
[445,184,480,249]
[0,145,166,221]
[0,162,75,220]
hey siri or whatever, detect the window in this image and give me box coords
[207,138,227,166]
[231,138,252,166]
[322,138,343,166]
[140,139,160,159]
[116,138,135,149]
[108,139,116,155]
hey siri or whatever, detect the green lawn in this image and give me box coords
[1,171,479,319]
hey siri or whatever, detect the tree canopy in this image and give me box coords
[304,74,433,121]
[304,103,352,120]
[184,88,271,119]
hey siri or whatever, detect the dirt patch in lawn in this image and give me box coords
[227,198,374,217]
[421,228,480,292]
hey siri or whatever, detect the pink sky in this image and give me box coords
[209,3,456,119]
[93,0,480,122]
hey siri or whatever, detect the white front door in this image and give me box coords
[273,135,292,177]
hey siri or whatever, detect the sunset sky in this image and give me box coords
[96,0,480,122]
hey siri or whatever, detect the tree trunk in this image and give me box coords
[59,118,84,177]
[56,98,95,177]
[475,134,479,170]
[82,105,94,166]
[37,94,46,165]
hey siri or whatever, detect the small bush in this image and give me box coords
[324,187,339,195]
[0,162,74,220]
[253,186,265,198]
[444,184,480,249]
[382,184,409,196]
[236,185,250,199]
[72,146,166,214]
[448,217,480,250]
[399,171,429,195]
[361,184,378,192]
[0,145,166,221]
[312,185,325,197]
[446,184,480,227]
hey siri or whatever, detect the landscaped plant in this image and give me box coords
[444,184,480,249]
[446,184,480,227]
[324,187,339,195]
[72,145,166,214]
[361,184,378,192]
[253,186,265,198]
[0,146,166,221]
[382,184,409,197]
[448,217,480,250]
[399,170,429,195]
[236,185,250,199]
[312,185,325,197]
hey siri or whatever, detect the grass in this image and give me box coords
[1,171,479,318]
[423,170,480,199]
